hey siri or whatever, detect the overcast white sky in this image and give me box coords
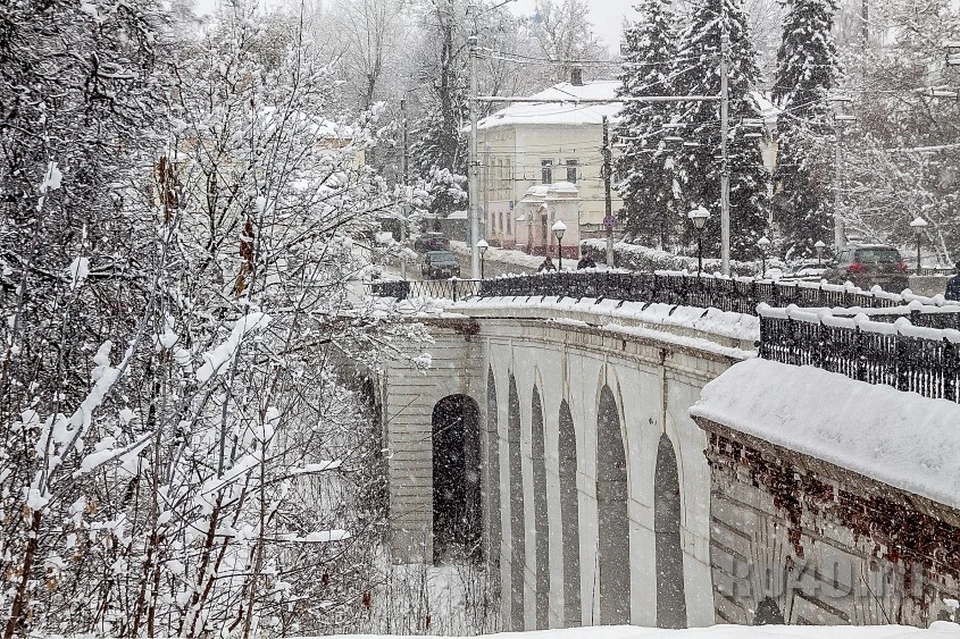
[510,0,638,51]
[192,0,639,51]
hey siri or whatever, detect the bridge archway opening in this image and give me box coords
[655,433,687,628]
[596,384,630,624]
[486,368,501,590]
[532,386,549,629]
[753,597,784,625]
[432,394,482,564]
[558,400,581,626]
[508,375,525,630]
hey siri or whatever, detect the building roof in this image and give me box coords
[477,80,622,131]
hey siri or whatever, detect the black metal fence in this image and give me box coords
[477,272,905,314]
[830,308,960,330]
[369,279,481,302]
[369,272,960,402]
[759,313,960,403]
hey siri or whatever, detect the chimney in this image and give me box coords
[570,67,583,86]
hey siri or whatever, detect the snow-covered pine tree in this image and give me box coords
[615,0,682,248]
[771,0,839,259]
[408,0,470,221]
[671,0,770,260]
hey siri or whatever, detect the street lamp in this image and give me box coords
[552,219,566,270]
[758,236,771,279]
[910,216,928,274]
[687,206,711,274]
[476,239,489,280]
[814,240,826,266]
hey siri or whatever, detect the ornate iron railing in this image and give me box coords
[759,308,960,403]
[369,279,481,302]
[477,272,906,314]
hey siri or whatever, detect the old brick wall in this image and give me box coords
[699,420,960,627]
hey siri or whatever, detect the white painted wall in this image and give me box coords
[384,309,747,629]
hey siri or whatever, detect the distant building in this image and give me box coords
[475,78,622,249]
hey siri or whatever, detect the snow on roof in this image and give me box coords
[477,80,622,130]
[690,358,960,511]
[549,181,579,194]
[749,90,780,125]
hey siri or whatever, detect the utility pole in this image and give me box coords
[468,32,481,279]
[602,116,614,267]
[719,32,731,276]
[483,143,490,244]
[400,98,409,280]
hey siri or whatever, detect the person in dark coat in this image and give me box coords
[946,262,960,301]
[577,255,597,270]
[538,255,557,272]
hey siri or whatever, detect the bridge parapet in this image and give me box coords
[453,296,758,357]
[759,304,960,403]
[371,271,959,314]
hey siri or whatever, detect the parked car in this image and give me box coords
[822,244,909,292]
[781,262,828,281]
[414,232,450,252]
[421,251,461,279]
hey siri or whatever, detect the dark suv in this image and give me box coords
[421,251,460,279]
[414,232,450,252]
[823,244,909,292]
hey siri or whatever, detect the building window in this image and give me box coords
[566,159,579,183]
[541,159,553,185]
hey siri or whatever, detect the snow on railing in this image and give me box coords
[758,303,960,403]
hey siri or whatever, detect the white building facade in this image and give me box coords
[477,80,623,251]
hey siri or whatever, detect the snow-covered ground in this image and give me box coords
[321,621,960,639]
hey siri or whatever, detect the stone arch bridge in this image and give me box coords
[375,277,960,631]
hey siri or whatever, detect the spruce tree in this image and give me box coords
[771,0,839,259]
[670,0,769,261]
[615,0,681,248]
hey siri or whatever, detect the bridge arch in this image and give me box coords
[531,384,550,629]
[558,399,581,626]
[655,432,687,628]
[485,368,501,590]
[508,374,525,630]
[432,394,482,564]
[596,382,630,624]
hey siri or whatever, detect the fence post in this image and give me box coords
[854,326,867,382]
[895,332,910,392]
[945,339,958,403]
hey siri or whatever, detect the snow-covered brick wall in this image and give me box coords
[690,358,960,510]
[691,360,960,627]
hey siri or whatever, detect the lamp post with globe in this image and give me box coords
[910,217,928,274]
[687,206,711,274]
[552,219,566,270]
[476,239,489,280]
[758,236,771,279]
[814,240,826,267]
